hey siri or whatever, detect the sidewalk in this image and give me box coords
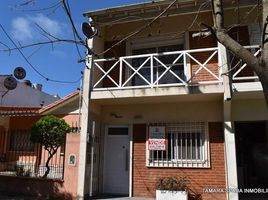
[0,194,155,200]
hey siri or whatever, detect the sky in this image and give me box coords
[0,0,147,98]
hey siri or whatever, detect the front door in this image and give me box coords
[104,126,129,195]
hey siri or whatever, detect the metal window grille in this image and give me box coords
[9,130,34,152]
[147,122,210,168]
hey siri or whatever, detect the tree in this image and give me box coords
[31,115,70,178]
[2,0,268,109]
[206,0,268,107]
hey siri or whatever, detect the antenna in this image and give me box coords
[4,76,17,90]
[82,22,98,39]
[14,67,26,80]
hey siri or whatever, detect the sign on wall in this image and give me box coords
[148,126,166,151]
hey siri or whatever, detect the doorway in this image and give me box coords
[103,126,130,195]
[235,121,268,199]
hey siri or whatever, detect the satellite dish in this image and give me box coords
[4,76,17,90]
[14,67,26,80]
[82,22,98,39]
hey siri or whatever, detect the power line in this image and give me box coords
[10,1,62,12]
[96,0,178,56]
[0,23,81,84]
[64,0,83,60]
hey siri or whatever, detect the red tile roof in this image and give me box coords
[0,106,40,116]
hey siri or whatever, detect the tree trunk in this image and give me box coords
[211,0,268,110]
[42,150,56,178]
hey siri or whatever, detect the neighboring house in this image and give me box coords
[0,75,59,107]
[76,1,267,200]
[0,90,81,199]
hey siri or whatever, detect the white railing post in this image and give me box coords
[150,55,154,88]
[183,52,189,84]
[119,57,123,88]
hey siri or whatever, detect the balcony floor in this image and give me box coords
[90,84,224,105]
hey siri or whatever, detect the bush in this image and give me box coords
[156,176,188,191]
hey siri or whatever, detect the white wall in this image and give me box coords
[100,101,223,124]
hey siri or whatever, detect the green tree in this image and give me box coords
[31,115,70,178]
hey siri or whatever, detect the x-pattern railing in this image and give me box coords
[93,47,221,90]
[232,45,260,81]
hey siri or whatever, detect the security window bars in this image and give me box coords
[147,122,210,168]
[9,129,34,152]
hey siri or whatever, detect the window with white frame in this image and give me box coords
[129,35,185,86]
[147,122,210,168]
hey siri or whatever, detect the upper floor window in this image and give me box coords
[130,35,185,86]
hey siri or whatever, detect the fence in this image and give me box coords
[93,47,221,90]
[0,129,65,179]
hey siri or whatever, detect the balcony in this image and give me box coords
[90,45,261,102]
[230,45,262,94]
[93,47,222,89]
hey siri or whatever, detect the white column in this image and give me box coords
[219,42,239,200]
[77,40,93,200]
[224,102,238,200]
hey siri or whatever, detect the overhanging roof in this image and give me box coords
[83,0,256,26]
[0,107,40,117]
[39,90,80,115]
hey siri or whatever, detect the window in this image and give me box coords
[9,130,34,152]
[147,122,210,168]
[131,44,185,86]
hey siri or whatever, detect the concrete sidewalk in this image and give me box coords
[0,194,155,200]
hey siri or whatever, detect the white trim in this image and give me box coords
[224,101,239,200]
[129,34,184,50]
[129,125,133,197]
[146,122,210,168]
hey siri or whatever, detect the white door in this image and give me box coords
[104,127,129,195]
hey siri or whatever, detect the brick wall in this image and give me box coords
[132,122,227,200]
[189,32,219,83]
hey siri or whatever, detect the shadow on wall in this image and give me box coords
[0,176,73,200]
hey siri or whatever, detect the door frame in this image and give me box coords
[103,125,132,196]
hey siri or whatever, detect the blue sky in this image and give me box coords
[0,0,147,97]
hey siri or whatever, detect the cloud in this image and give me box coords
[11,17,33,41]
[32,14,62,36]
[11,14,64,42]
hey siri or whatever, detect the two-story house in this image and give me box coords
[77,1,267,200]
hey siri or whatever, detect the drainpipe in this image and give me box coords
[219,42,239,200]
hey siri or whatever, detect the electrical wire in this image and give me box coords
[65,0,83,60]
[0,23,81,84]
[96,0,178,56]
[10,1,62,12]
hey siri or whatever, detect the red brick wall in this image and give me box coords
[132,122,226,200]
[189,32,219,83]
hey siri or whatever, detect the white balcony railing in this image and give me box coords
[232,45,260,81]
[92,47,222,91]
